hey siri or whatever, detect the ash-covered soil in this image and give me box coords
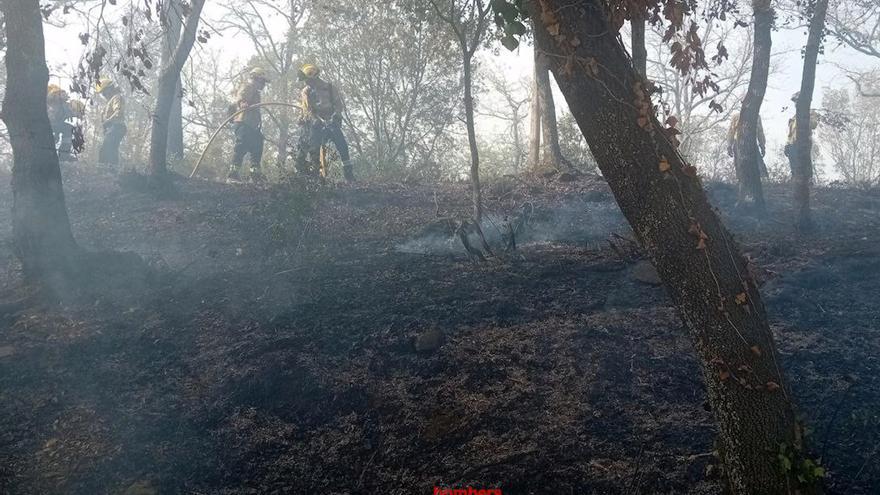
[1,166,879,494]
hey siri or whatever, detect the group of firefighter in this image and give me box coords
[45,62,354,183]
[726,91,820,186]
[47,62,817,186]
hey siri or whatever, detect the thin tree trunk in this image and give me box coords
[631,14,647,78]
[534,40,570,171]
[462,50,482,222]
[528,60,541,171]
[1,0,80,280]
[528,1,820,493]
[163,0,185,161]
[735,0,772,213]
[149,0,206,179]
[792,0,829,231]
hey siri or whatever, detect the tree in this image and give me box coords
[821,86,880,186]
[310,0,462,178]
[480,67,530,172]
[148,0,207,182]
[734,0,774,212]
[162,0,185,161]
[217,0,308,169]
[1,0,80,281]
[791,0,829,231]
[500,0,823,492]
[827,0,879,59]
[533,42,572,172]
[429,0,492,221]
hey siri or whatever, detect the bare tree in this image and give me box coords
[821,85,880,186]
[1,0,79,280]
[520,0,822,491]
[827,0,879,59]
[790,0,829,231]
[734,0,774,212]
[217,0,308,169]
[480,67,529,171]
[148,0,207,182]
[429,0,492,221]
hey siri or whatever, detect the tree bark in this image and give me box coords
[792,0,829,231]
[163,0,185,161]
[1,0,80,281]
[528,1,819,493]
[735,0,772,213]
[630,14,647,78]
[462,49,483,222]
[149,0,206,179]
[534,37,571,171]
[528,60,541,171]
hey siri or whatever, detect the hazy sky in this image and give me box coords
[41,4,877,162]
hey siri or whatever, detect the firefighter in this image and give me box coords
[46,84,85,162]
[784,91,820,169]
[294,63,354,182]
[726,112,768,178]
[96,77,127,169]
[228,67,270,183]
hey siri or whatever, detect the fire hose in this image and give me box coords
[189,102,303,179]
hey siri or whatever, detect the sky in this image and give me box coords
[41,3,878,163]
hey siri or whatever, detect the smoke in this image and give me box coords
[394,199,627,256]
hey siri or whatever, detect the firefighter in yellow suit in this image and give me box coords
[228,67,270,183]
[46,84,85,162]
[294,64,354,182]
[726,112,768,178]
[96,77,127,169]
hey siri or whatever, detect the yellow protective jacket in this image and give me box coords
[727,113,766,150]
[787,110,820,145]
[300,78,344,122]
[102,94,125,127]
[232,79,263,128]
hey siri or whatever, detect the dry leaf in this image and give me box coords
[751,345,762,356]
[659,158,671,172]
[766,381,781,391]
[735,293,747,305]
[719,370,730,381]
[548,23,560,36]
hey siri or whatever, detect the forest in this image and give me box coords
[0,0,879,493]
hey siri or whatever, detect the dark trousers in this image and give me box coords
[294,121,350,175]
[99,123,126,166]
[233,123,264,169]
[51,120,74,160]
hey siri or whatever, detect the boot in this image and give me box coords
[249,167,266,183]
[226,168,242,184]
[343,162,355,182]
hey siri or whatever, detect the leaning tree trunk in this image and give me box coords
[149,0,206,179]
[163,0,185,161]
[1,0,80,281]
[528,1,820,493]
[735,0,772,213]
[630,13,648,78]
[792,0,829,231]
[534,37,571,171]
[462,49,483,222]
[527,62,542,171]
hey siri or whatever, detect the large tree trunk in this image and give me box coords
[163,0,185,161]
[148,0,206,179]
[528,1,819,493]
[527,62,541,171]
[792,0,829,231]
[630,14,647,78]
[1,0,80,281]
[534,41,570,171]
[462,50,482,222]
[735,0,772,213]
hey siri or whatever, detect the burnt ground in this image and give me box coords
[0,166,879,495]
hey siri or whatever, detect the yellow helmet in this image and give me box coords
[96,77,116,94]
[299,64,320,79]
[249,67,270,81]
[47,84,69,101]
